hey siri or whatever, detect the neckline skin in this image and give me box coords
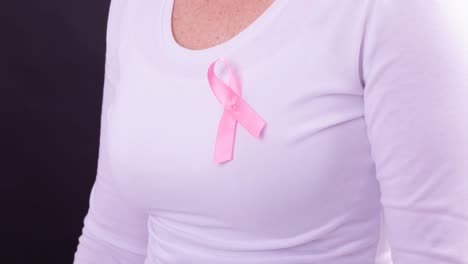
[159,0,289,64]
[168,0,277,51]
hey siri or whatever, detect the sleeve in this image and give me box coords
[73,164,149,264]
[361,0,468,263]
[73,0,149,263]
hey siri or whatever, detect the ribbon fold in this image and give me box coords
[207,58,266,164]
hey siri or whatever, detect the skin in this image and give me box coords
[171,0,275,50]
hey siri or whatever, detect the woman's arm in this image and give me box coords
[73,158,149,264]
[74,0,148,262]
[362,0,468,263]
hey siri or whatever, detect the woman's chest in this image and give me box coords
[101,0,379,233]
[105,45,372,211]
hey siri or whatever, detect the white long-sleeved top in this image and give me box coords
[74,0,468,263]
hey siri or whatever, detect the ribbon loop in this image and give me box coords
[207,58,266,163]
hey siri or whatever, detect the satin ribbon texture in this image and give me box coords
[207,57,266,164]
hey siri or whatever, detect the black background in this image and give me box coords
[2,1,110,263]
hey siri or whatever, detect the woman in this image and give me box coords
[74,0,468,263]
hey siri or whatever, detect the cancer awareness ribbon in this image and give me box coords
[207,57,266,164]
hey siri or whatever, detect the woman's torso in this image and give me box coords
[102,0,392,263]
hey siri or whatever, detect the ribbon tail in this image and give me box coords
[231,98,266,138]
[214,111,238,163]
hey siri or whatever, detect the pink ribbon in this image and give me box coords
[207,57,266,164]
